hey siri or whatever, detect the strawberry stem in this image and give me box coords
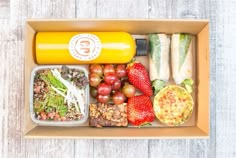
[131,58,136,63]
[127,58,136,68]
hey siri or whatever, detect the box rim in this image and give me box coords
[24,19,210,138]
[25,18,209,22]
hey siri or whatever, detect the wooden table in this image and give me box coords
[0,0,234,157]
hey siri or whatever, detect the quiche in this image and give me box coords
[154,85,194,126]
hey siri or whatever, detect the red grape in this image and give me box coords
[104,64,115,75]
[112,79,121,90]
[104,73,118,85]
[122,84,136,98]
[90,64,103,76]
[116,64,127,78]
[97,82,112,95]
[112,91,126,105]
[90,87,98,98]
[97,94,110,103]
[89,73,101,87]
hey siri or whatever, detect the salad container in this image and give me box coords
[29,65,89,126]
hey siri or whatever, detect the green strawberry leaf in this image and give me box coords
[179,34,191,70]
[152,79,165,95]
[149,34,161,75]
[138,122,152,128]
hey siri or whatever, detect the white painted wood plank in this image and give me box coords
[74,140,94,158]
[207,0,217,157]
[76,0,97,18]
[149,0,209,19]
[6,39,25,158]
[149,140,189,158]
[215,1,236,158]
[97,0,149,18]
[24,139,74,158]
[0,20,11,158]
[93,140,149,158]
[0,0,9,19]
[27,0,75,19]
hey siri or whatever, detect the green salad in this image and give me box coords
[33,66,88,121]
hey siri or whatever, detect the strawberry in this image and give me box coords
[127,95,155,126]
[127,61,153,96]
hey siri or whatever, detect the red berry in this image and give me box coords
[127,62,153,96]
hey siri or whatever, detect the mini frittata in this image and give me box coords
[154,85,194,126]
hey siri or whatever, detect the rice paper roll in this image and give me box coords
[149,34,170,94]
[171,34,193,93]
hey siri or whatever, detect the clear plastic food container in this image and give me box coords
[29,65,89,126]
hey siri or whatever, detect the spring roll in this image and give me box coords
[149,34,170,94]
[171,34,193,92]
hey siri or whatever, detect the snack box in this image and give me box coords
[24,19,209,138]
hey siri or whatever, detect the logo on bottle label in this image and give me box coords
[69,34,102,61]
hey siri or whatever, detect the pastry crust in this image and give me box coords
[154,85,194,126]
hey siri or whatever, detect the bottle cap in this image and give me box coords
[135,39,147,56]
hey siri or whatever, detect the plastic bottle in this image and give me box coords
[35,32,146,64]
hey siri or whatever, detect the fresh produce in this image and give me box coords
[112,91,126,105]
[89,64,136,104]
[90,87,98,98]
[122,84,136,98]
[97,94,110,103]
[90,64,103,76]
[116,64,127,78]
[149,34,170,94]
[153,85,194,126]
[127,61,153,96]
[171,34,194,93]
[104,73,118,85]
[89,73,101,87]
[127,95,155,126]
[33,66,88,121]
[103,64,115,75]
[97,82,112,95]
[112,80,121,90]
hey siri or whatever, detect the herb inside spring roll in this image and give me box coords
[149,34,170,94]
[171,34,194,93]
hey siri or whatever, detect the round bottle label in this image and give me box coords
[69,34,102,61]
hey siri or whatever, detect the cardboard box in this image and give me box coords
[24,19,209,138]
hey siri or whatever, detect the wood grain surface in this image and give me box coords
[0,0,234,157]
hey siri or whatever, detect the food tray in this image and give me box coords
[24,19,209,138]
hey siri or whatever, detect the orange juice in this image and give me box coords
[36,32,136,64]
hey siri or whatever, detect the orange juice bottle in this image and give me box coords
[35,32,146,64]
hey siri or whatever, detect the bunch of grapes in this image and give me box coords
[89,64,136,105]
